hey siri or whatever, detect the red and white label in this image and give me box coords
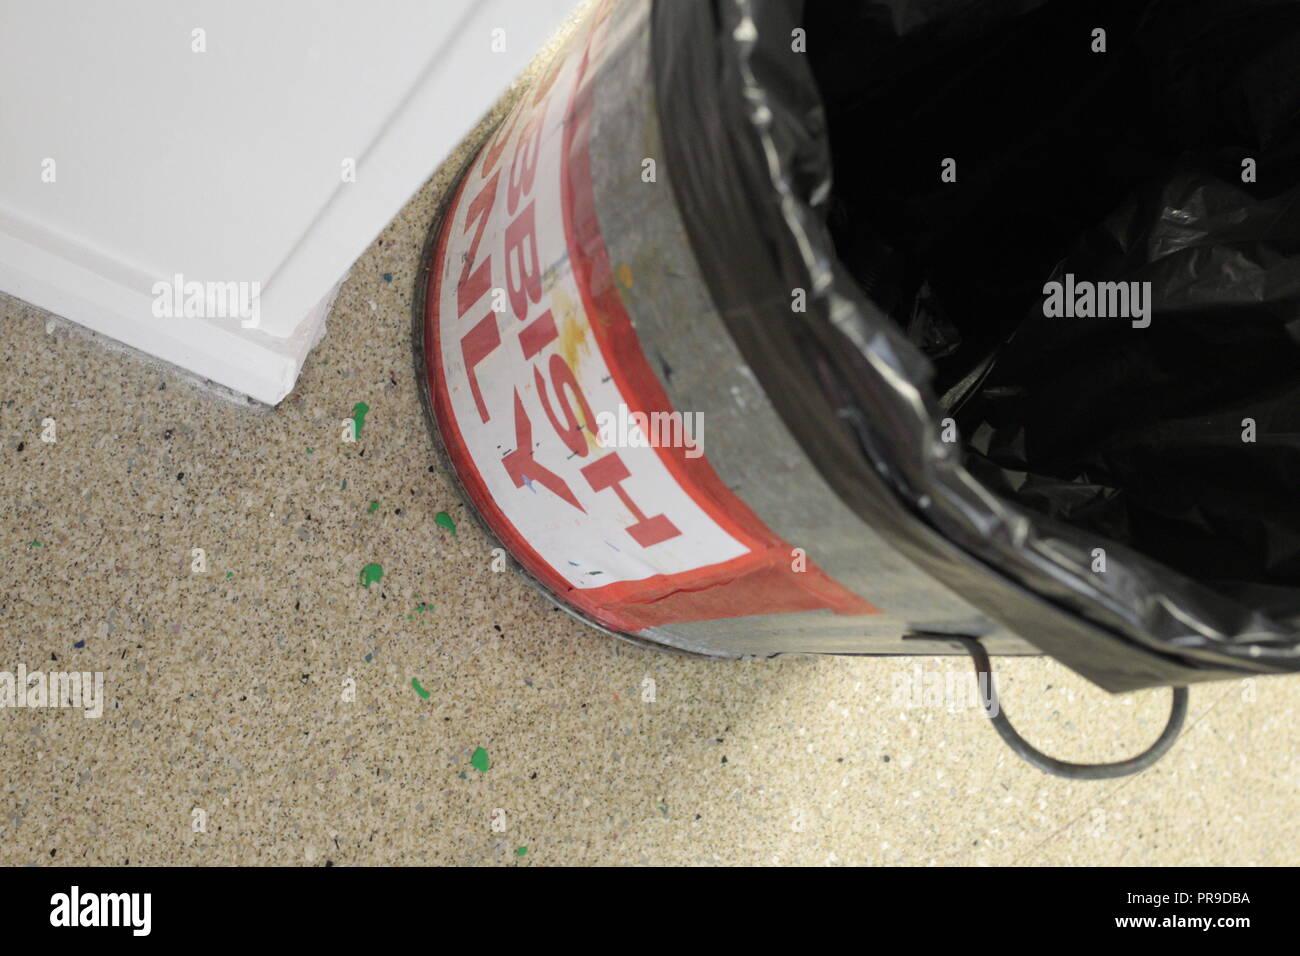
[423,3,877,632]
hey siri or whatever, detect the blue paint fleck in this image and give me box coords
[73,640,85,649]
[382,272,393,283]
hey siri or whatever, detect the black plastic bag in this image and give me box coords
[652,0,1300,691]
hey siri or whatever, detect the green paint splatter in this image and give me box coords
[351,401,370,438]
[411,677,430,699]
[435,512,457,536]
[658,804,668,818]
[306,447,315,454]
[457,772,467,780]
[368,500,380,513]
[364,653,373,663]
[470,747,489,772]
[406,601,435,622]
[359,563,383,588]
[341,480,348,490]
[28,540,41,548]
[515,846,528,857]
[225,571,233,579]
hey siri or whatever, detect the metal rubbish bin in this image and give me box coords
[416,0,1300,775]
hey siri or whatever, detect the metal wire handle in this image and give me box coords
[904,634,1188,779]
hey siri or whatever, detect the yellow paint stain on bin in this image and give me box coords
[559,316,586,369]
[553,290,590,371]
[549,290,600,449]
[616,263,633,289]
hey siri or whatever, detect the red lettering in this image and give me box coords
[503,202,542,320]
[457,170,500,318]
[507,108,546,215]
[535,355,597,458]
[460,312,501,423]
[518,309,557,361]
[581,452,680,548]
[502,390,584,512]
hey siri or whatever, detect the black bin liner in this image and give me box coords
[652,0,1300,691]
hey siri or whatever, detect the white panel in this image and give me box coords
[0,0,575,402]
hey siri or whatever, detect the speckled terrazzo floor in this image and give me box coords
[3,21,1299,868]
